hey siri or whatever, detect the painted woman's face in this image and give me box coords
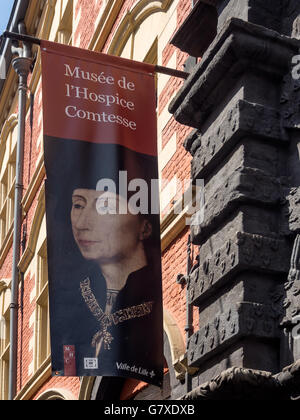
[71,189,148,263]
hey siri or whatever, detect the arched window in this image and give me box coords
[107,0,174,61]
[18,187,50,376]
[36,388,76,400]
[119,356,171,400]
[0,280,10,400]
[35,236,50,370]
[56,0,73,45]
[0,115,18,250]
[87,309,186,400]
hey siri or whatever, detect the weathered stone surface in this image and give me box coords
[280,71,300,132]
[281,187,300,234]
[199,167,281,239]
[181,360,300,400]
[216,0,283,34]
[170,1,217,58]
[190,136,284,244]
[282,0,300,39]
[197,271,284,326]
[280,235,300,325]
[171,0,284,58]
[185,100,288,181]
[187,302,280,368]
[169,18,299,129]
[188,230,290,306]
[192,202,281,247]
[171,0,300,400]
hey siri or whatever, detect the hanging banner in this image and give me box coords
[41,41,163,386]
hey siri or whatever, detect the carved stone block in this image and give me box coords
[281,0,300,39]
[185,100,288,181]
[170,1,218,58]
[171,0,284,58]
[181,361,300,400]
[280,74,300,130]
[188,230,290,307]
[187,302,280,368]
[281,235,300,325]
[196,167,282,243]
[169,0,300,397]
[282,277,300,323]
[281,187,300,234]
[169,19,299,129]
[216,0,283,34]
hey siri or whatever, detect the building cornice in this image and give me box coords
[180,361,300,400]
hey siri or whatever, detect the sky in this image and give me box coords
[0,0,15,34]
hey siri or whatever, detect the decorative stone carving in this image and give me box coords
[170,1,218,58]
[169,19,299,129]
[171,0,285,58]
[171,0,300,400]
[194,167,282,244]
[181,361,300,400]
[187,302,280,368]
[281,187,300,233]
[274,359,300,400]
[188,232,290,306]
[280,72,300,130]
[281,235,300,326]
[184,100,288,181]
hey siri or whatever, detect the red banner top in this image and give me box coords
[41,41,157,156]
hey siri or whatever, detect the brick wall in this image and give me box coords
[33,376,80,400]
[74,0,104,48]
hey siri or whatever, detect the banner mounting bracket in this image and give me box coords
[1,31,190,80]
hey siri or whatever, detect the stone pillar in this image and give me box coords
[170,0,300,399]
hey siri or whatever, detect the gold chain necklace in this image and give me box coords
[80,277,153,351]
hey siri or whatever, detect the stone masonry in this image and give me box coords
[170,0,300,399]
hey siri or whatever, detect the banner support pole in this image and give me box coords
[1,31,189,79]
[8,23,32,401]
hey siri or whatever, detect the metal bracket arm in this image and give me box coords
[1,31,189,79]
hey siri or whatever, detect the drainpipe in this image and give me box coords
[185,234,193,392]
[184,235,193,342]
[176,234,194,393]
[8,22,32,401]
